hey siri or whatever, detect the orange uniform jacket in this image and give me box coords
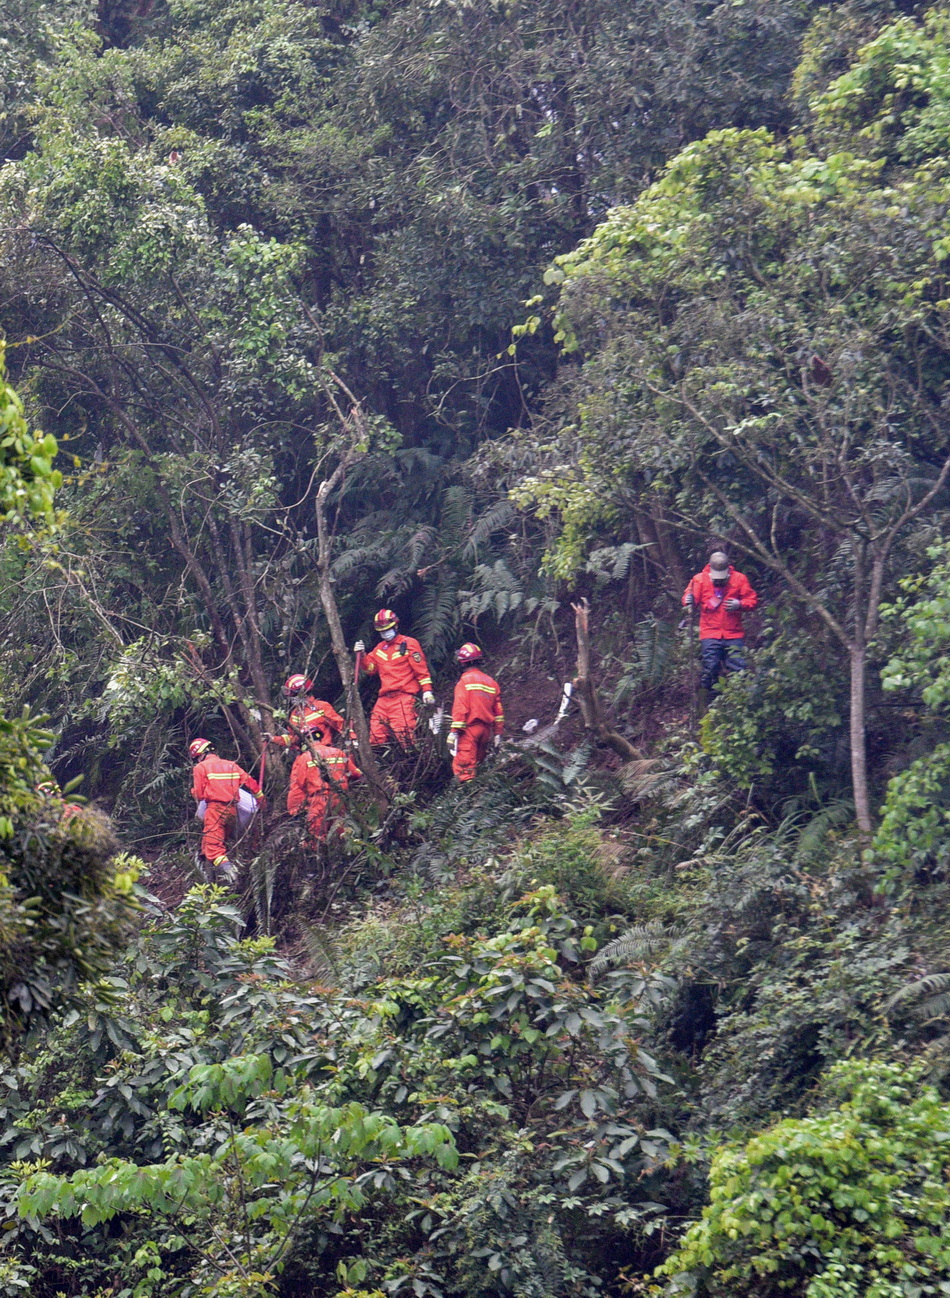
[287,745,362,816]
[682,566,758,639]
[192,754,261,804]
[450,668,504,734]
[271,695,346,748]
[362,635,432,695]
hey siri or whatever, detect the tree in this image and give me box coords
[19,1056,457,1298]
[313,374,396,799]
[0,349,137,1052]
[658,1059,950,1297]
[512,13,950,833]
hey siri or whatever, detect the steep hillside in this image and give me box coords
[1,2,950,1296]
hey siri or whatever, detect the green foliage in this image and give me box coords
[880,542,950,711]
[659,1059,950,1298]
[699,629,844,792]
[0,0,876,827]
[875,543,950,881]
[815,8,950,166]
[0,344,59,529]
[6,4,950,1296]
[0,870,677,1296]
[517,102,950,580]
[20,1075,456,1298]
[874,742,950,883]
[0,361,133,1053]
[505,9,950,826]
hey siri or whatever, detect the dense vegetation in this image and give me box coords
[4,0,950,1294]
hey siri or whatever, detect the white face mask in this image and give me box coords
[381,628,397,641]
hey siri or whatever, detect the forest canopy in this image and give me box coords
[3,1,950,1296]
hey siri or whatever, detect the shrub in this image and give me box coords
[658,1058,950,1297]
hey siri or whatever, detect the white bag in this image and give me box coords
[195,788,258,831]
[236,787,259,831]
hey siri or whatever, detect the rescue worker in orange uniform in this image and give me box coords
[287,742,362,846]
[189,738,262,881]
[354,609,434,747]
[447,643,504,782]
[264,674,348,749]
[682,550,759,692]
[36,779,84,822]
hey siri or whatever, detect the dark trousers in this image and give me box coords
[700,638,746,691]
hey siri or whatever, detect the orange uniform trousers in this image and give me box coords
[202,802,237,863]
[453,720,493,782]
[369,691,419,747]
[304,792,346,845]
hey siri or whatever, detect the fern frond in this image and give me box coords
[376,565,415,599]
[248,851,278,937]
[457,560,524,624]
[585,542,645,582]
[416,571,460,657]
[886,972,950,1015]
[331,541,390,582]
[439,485,472,552]
[793,800,855,864]
[465,498,517,555]
[617,758,671,801]
[303,925,345,985]
[918,991,950,1019]
[405,525,439,569]
[590,923,681,977]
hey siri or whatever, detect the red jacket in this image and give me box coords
[682,566,758,639]
[271,695,346,748]
[362,634,432,695]
[287,745,362,816]
[450,668,504,733]
[192,754,261,804]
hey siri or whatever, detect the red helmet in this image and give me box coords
[36,779,60,797]
[456,642,482,664]
[282,673,313,697]
[189,738,213,761]
[374,608,399,632]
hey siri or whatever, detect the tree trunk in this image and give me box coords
[572,598,640,760]
[651,503,687,595]
[227,515,274,734]
[314,477,386,807]
[849,642,873,841]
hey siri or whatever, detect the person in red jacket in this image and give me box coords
[354,609,434,747]
[264,674,348,749]
[36,779,84,822]
[189,738,262,881]
[682,550,758,691]
[447,643,504,782]
[287,742,362,846]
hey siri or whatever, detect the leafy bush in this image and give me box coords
[1,879,680,1296]
[699,628,844,794]
[20,1064,457,1298]
[876,543,950,884]
[658,1059,950,1298]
